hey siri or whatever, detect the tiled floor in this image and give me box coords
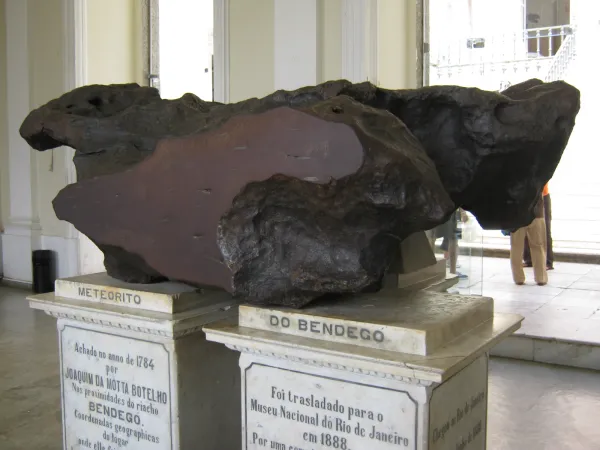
[2,286,600,449]
[450,255,600,344]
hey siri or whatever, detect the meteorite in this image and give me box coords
[20,79,580,306]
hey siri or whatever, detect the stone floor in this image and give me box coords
[487,358,600,450]
[2,285,600,449]
[451,256,600,342]
[0,286,61,449]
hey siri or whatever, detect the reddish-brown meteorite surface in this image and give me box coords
[54,107,364,291]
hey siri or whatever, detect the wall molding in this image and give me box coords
[61,0,88,275]
[64,0,88,91]
[368,0,379,85]
[142,0,160,89]
[63,0,87,242]
[213,0,230,103]
[233,346,434,386]
[2,0,37,282]
[341,0,378,84]
[417,0,428,87]
[5,0,34,228]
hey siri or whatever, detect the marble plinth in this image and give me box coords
[204,291,522,450]
[54,272,228,314]
[28,273,241,450]
[383,256,448,291]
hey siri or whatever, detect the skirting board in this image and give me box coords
[0,278,33,290]
[1,232,79,283]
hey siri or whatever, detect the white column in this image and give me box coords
[2,0,39,283]
[273,0,318,90]
[65,0,106,277]
[342,0,378,84]
[57,0,88,279]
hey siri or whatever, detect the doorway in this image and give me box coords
[155,0,215,101]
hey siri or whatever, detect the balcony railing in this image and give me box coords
[545,31,576,82]
[429,25,575,91]
[524,25,573,59]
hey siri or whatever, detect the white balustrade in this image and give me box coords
[430,25,576,91]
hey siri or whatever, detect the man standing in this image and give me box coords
[524,183,553,270]
[511,193,548,286]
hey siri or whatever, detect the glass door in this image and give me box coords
[422,0,497,295]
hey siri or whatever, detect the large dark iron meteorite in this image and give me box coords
[20,79,580,307]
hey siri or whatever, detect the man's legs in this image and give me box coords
[526,218,548,285]
[544,194,554,268]
[523,235,532,266]
[510,228,527,284]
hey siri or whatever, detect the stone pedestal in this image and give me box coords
[28,273,241,450]
[204,291,522,450]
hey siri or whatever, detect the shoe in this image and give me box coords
[515,281,525,285]
[523,262,532,268]
[455,272,468,279]
[547,265,554,270]
[537,282,547,286]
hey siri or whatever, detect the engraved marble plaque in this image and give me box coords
[244,364,417,449]
[239,291,493,355]
[55,273,233,314]
[60,325,173,449]
[429,355,488,450]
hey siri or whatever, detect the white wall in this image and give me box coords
[2,0,43,284]
[1,0,82,283]
[229,0,275,102]
[0,0,6,276]
[29,0,69,238]
[0,0,7,235]
[86,0,143,86]
[274,0,318,90]
[378,0,418,89]
[228,0,418,98]
[30,0,81,281]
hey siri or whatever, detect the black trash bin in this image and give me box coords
[32,250,56,293]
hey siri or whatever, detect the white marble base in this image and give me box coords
[238,291,494,356]
[55,272,226,314]
[383,257,447,291]
[205,291,522,450]
[29,276,241,450]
